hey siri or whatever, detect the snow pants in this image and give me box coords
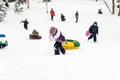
[54,41,65,55]
[24,26,28,30]
[51,16,54,21]
[88,34,97,42]
[75,17,78,23]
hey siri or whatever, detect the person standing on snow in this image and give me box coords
[50,8,55,21]
[75,11,79,23]
[49,27,66,55]
[88,21,99,42]
[20,19,29,30]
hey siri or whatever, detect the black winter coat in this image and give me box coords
[61,14,66,21]
[89,25,98,34]
[23,20,29,27]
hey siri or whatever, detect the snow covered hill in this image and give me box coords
[0,0,120,80]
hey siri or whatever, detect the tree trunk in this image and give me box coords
[112,0,115,14]
[46,0,48,14]
[118,4,120,16]
[27,0,30,9]
[118,10,120,16]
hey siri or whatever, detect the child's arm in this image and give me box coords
[49,34,53,42]
[20,20,23,24]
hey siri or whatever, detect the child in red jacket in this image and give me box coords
[50,8,55,21]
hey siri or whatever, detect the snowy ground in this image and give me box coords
[0,0,120,80]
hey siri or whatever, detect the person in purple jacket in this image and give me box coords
[49,27,66,55]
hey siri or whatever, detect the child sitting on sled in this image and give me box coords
[29,29,41,39]
[32,29,39,36]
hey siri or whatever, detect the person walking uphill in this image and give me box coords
[20,19,29,30]
[75,11,79,23]
[49,27,66,55]
[50,8,55,21]
[88,21,99,42]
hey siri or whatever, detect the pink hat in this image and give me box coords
[50,27,57,35]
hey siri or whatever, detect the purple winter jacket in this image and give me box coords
[53,29,66,42]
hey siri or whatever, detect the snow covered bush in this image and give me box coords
[0,1,7,22]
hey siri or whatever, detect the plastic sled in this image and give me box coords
[29,34,42,39]
[0,34,6,37]
[85,30,90,36]
[62,39,80,50]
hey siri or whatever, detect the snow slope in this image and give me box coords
[0,0,120,80]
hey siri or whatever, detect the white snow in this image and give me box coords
[0,0,120,80]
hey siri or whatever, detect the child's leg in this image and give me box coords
[60,48,65,55]
[51,16,53,21]
[54,48,60,55]
[59,42,66,54]
[88,35,93,40]
[54,42,60,55]
[93,35,97,42]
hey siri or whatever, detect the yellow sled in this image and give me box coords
[62,39,80,50]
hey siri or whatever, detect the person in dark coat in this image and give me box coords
[49,27,66,55]
[61,13,66,21]
[88,21,99,42]
[98,9,102,14]
[75,11,79,23]
[21,19,29,30]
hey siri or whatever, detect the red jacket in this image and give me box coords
[50,10,55,16]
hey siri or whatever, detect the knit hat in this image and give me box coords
[93,21,97,25]
[50,27,57,35]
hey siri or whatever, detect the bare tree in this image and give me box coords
[102,0,115,15]
[103,0,112,14]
